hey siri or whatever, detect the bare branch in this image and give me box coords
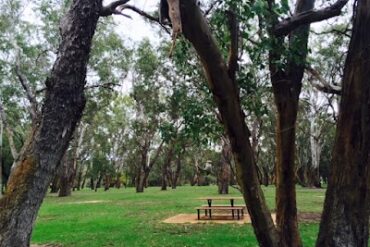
[274,0,349,37]
[100,0,131,16]
[14,66,39,121]
[306,66,342,95]
[204,0,222,16]
[116,5,171,34]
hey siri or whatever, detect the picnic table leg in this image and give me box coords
[230,199,235,218]
[237,209,240,220]
[209,209,212,219]
[231,209,234,219]
[205,209,208,216]
[197,209,200,220]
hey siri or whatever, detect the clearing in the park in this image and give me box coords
[32,186,324,247]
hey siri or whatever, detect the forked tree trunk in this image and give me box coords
[0,1,101,245]
[180,1,279,245]
[269,0,315,245]
[316,1,370,246]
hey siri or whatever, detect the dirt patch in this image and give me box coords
[298,212,322,223]
[163,212,321,224]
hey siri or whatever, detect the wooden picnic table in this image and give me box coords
[196,196,245,220]
[198,196,244,207]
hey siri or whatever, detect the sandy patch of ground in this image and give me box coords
[163,212,321,224]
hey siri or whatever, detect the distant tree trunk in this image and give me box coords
[171,150,183,189]
[192,159,201,186]
[76,169,83,191]
[180,1,279,245]
[136,140,164,193]
[161,145,174,191]
[58,153,75,197]
[218,139,231,194]
[50,174,60,193]
[95,173,103,192]
[104,175,111,191]
[114,173,122,189]
[136,170,146,193]
[89,178,94,190]
[0,1,101,245]
[316,1,370,246]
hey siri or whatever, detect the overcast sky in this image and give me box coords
[106,0,164,46]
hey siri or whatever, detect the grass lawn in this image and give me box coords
[32,185,325,247]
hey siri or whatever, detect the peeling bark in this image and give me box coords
[0,1,101,245]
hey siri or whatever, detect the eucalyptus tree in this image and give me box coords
[129,40,167,192]
[0,0,133,244]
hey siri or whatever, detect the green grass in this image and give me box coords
[32,185,325,247]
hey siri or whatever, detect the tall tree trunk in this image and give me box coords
[0,1,101,245]
[269,0,315,245]
[316,1,370,246]
[180,1,279,245]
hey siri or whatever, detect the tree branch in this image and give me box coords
[274,0,349,36]
[14,66,39,121]
[100,0,131,16]
[227,10,239,83]
[306,66,342,95]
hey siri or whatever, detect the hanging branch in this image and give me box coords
[167,0,182,57]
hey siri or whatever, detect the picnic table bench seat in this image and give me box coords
[196,206,245,220]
